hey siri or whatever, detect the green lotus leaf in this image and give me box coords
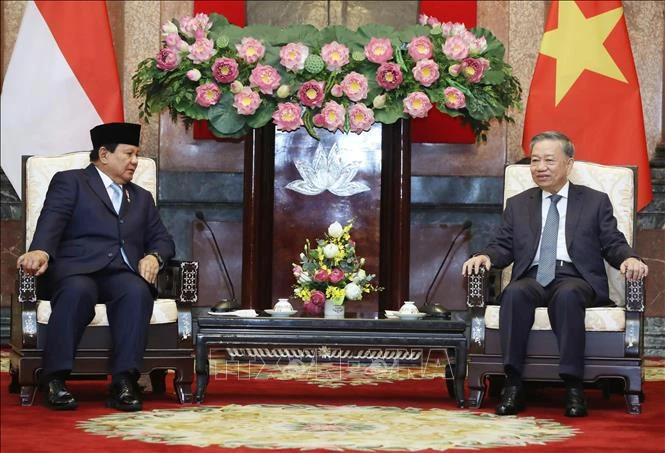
[208,92,247,135]
[246,98,276,129]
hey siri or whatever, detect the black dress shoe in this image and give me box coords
[496,385,525,415]
[45,379,78,410]
[565,387,588,417]
[106,376,142,412]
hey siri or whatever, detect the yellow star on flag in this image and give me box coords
[540,1,627,105]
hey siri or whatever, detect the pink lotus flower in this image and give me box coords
[188,37,216,64]
[348,103,375,134]
[364,37,393,64]
[249,64,281,95]
[469,36,488,56]
[211,57,239,84]
[164,32,184,51]
[233,87,262,115]
[443,35,469,61]
[303,300,324,316]
[329,268,345,284]
[441,22,467,38]
[316,101,345,132]
[179,13,212,38]
[460,57,487,83]
[418,13,440,27]
[272,102,303,132]
[443,86,466,109]
[340,72,368,102]
[375,63,403,90]
[161,21,178,35]
[403,91,433,118]
[321,41,350,71]
[236,37,265,64]
[310,290,326,306]
[407,36,433,61]
[280,42,309,72]
[412,59,440,87]
[155,48,179,71]
[230,80,243,94]
[331,84,343,97]
[297,80,325,108]
[187,69,201,81]
[313,268,330,283]
[448,64,461,77]
[195,82,221,107]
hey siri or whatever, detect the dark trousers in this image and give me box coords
[42,255,154,377]
[498,262,595,379]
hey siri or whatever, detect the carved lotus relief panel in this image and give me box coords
[285,142,371,197]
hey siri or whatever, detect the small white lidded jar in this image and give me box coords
[274,298,293,312]
[399,301,419,315]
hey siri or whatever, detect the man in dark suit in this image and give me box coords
[16,122,175,412]
[462,131,648,417]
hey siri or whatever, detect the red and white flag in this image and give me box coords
[522,0,652,209]
[1,0,124,197]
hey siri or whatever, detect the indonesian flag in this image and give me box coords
[1,0,124,198]
[522,0,652,209]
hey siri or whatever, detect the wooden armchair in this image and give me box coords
[466,162,645,414]
[8,152,198,405]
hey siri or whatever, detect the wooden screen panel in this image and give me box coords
[271,125,383,309]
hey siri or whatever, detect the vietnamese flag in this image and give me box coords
[522,0,652,209]
[0,0,124,198]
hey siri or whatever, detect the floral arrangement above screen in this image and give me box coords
[133,13,522,140]
[292,221,380,316]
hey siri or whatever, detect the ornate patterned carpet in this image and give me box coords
[2,352,664,452]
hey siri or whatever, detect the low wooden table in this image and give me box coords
[195,315,467,406]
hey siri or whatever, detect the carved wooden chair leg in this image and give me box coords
[8,365,20,394]
[149,369,168,394]
[172,369,194,404]
[20,385,37,406]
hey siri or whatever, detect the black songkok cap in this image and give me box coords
[90,122,141,150]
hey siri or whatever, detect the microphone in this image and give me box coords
[422,220,472,318]
[195,211,239,312]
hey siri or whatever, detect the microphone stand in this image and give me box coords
[195,211,239,312]
[422,221,472,318]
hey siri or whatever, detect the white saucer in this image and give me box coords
[264,309,298,317]
[394,312,427,320]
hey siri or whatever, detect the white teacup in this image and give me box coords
[274,298,293,312]
[399,301,419,315]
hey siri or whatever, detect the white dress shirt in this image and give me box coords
[532,181,572,266]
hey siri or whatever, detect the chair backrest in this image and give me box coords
[501,161,636,306]
[24,151,157,248]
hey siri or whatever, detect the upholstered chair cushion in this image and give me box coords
[484,305,626,331]
[37,299,178,326]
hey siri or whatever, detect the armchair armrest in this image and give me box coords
[156,260,199,345]
[624,278,645,357]
[467,267,489,354]
[466,266,489,308]
[11,267,38,348]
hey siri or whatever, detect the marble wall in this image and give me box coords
[1,1,663,350]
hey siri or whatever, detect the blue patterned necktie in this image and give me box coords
[536,194,562,287]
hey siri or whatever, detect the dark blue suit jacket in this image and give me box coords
[483,182,635,306]
[30,164,175,291]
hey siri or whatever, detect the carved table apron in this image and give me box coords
[195,316,467,406]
